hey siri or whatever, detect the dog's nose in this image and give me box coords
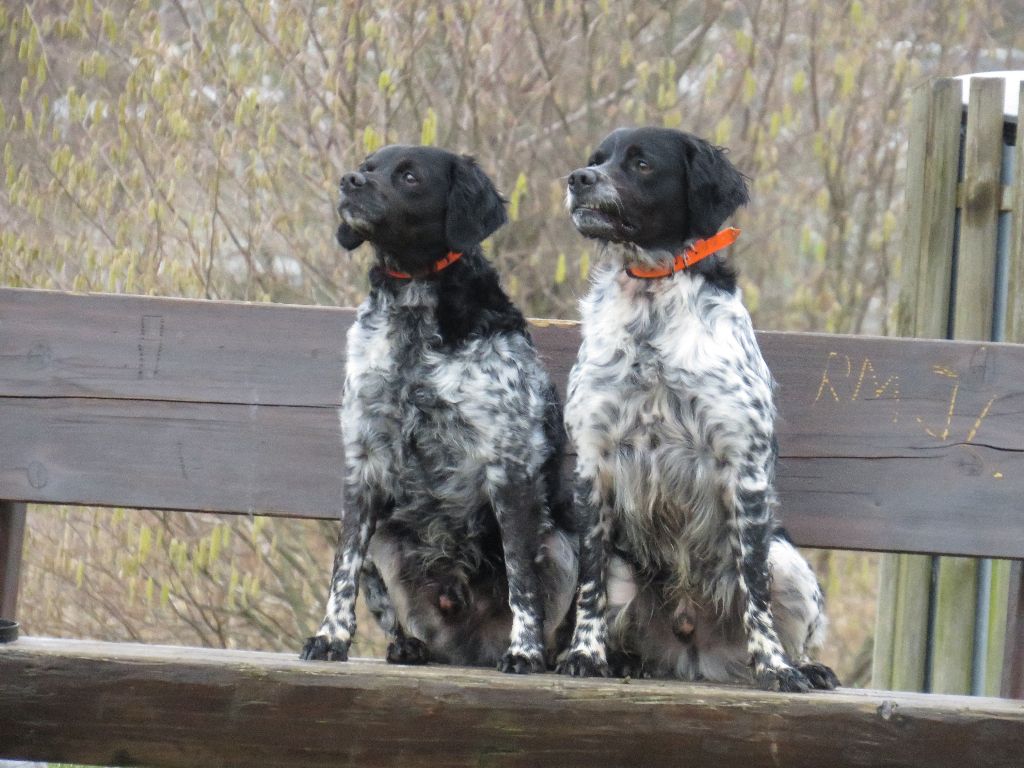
[568,168,598,191]
[341,171,367,190]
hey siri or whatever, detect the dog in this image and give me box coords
[556,127,838,692]
[300,145,577,672]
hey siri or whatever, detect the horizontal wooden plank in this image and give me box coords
[0,288,349,407]
[778,451,1024,558]
[2,288,1024,556]
[0,637,1021,768]
[0,398,344,517]
[761,332,1024,557]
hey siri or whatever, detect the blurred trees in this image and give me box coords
[3,0,1020,328]
[3,0,1022,682]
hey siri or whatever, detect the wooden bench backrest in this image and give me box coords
[2,287,1024,559]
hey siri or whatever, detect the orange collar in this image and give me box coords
[385,251,463,280]
[625,228,740,279]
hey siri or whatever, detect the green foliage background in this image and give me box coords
[2,0,1022,684]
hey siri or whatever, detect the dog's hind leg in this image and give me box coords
[556,472,612,677]
[488,465,547,674]
[767,537,839,689]
[361,559,430,665]
[727,475,819,692]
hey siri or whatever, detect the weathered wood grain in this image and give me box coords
[0,637,1021,768]
[3,288,1024,557]
[900,78,961,340]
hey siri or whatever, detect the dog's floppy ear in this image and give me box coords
[446,155,508,252]
[681,137,749,239]
[336,222,365,251]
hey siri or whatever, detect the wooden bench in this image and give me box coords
[1,286,1022,767]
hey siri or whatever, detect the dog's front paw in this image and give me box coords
[498,650,545,675]
[386,635,430,665]
[608,650,651,679]
[799,661,840,690]
[758,664,811,693]
[300,634,350,662]
[556,650,610,678]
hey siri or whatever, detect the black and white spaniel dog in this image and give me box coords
[557,127,838,692]
[300,145,577,672]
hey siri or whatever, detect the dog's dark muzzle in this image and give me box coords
[567,169,634,240]
[337,172,384,230]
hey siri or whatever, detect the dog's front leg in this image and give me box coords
[300,480,383,662]
[557,472,611,677]
[488,465,547,674]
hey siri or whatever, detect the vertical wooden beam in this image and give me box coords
[870,554,898,689]
[889,555,933,692]
[901,78,962,339]
[931,557,979,694]
[0,501,27,619]
[875,78,962,692]
[1001,82,1024,342]
[986,558,1012,696]
[952,77,1005,340]
[927,77,1006,696]
[1002,561,1023,698]
[1001,83,1024,700]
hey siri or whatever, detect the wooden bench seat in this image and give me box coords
[3,636,1022,768]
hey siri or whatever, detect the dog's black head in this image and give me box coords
[336,145,507,273]
[567,127,749,252]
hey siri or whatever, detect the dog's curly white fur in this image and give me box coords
[557,127,837,691]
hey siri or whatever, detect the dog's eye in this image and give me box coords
[402,171,418,185]
[636,158,651,172]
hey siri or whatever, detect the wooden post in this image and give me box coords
[928,77,1006,695]
[1009,87,1024,344]
[952,77,1004,341]
[874,78,961,691]
[1001,562,1023,698]
[876,76,1021,695]
[0,501,27,620]
[1001,81,1024,699]
[901,78,961,339]
[983,559,1012,695]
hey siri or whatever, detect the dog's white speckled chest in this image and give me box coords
[342,282,552,518]
[566,262,775,595]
